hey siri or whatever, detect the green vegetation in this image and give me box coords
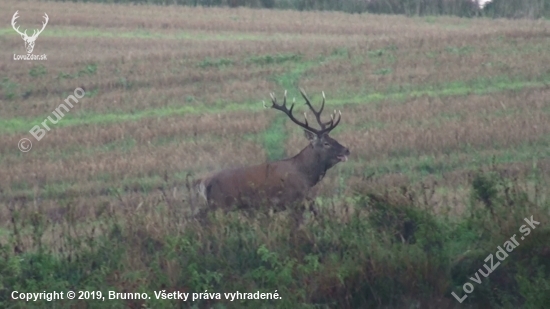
[0,78,18,101]
[1,170,548,308]
[29,65,48,78]
[2,71,549,134]
[199,57,234,68]
[262,115,288,160]
[247,53,303,66]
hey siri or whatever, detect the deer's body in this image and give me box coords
[195,89,350,214]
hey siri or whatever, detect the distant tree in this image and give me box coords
[483,0,548,18]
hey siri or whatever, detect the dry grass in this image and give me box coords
[1,0,550,224]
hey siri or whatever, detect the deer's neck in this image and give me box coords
[292,145,328,187]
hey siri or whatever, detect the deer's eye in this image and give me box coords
[323,142,330,147]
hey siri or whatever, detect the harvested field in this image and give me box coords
[1,1,549,308]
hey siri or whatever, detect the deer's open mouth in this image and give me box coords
[337,155,348,162]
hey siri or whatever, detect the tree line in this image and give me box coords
[61,0,550,18]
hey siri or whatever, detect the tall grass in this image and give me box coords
[1,168,548,308]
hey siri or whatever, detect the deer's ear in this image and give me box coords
[304,130,317,142]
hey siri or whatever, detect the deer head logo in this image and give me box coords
[11,11,49,54]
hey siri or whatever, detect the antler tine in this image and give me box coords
[11,11,19,24]
[11,11,18,25]
[320,91,326,115]
[315,108,342,136]
[32,13,49,38]
[268,90,342,136]
[269,90,318,135]
[323,110,342,133]
[11,11,26,37]
[299,88,333,130]
[282,90,291,110]
[303,112,310,128]
[299,88,316,113]
[332,112,342,128]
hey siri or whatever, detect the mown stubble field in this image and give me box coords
[1,1,550,308]
[2,0,550,215]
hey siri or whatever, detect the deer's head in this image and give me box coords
[304,130,349,169]
[12,11,49,54]
[267,89,350,170]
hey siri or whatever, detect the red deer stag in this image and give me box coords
[194,89,350,218]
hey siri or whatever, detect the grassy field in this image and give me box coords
[1,1,550,308]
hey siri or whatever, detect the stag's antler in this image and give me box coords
[299,88,341,131]
[11,11,49,39]
[31,13,49,39]
[265,90,341,136]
